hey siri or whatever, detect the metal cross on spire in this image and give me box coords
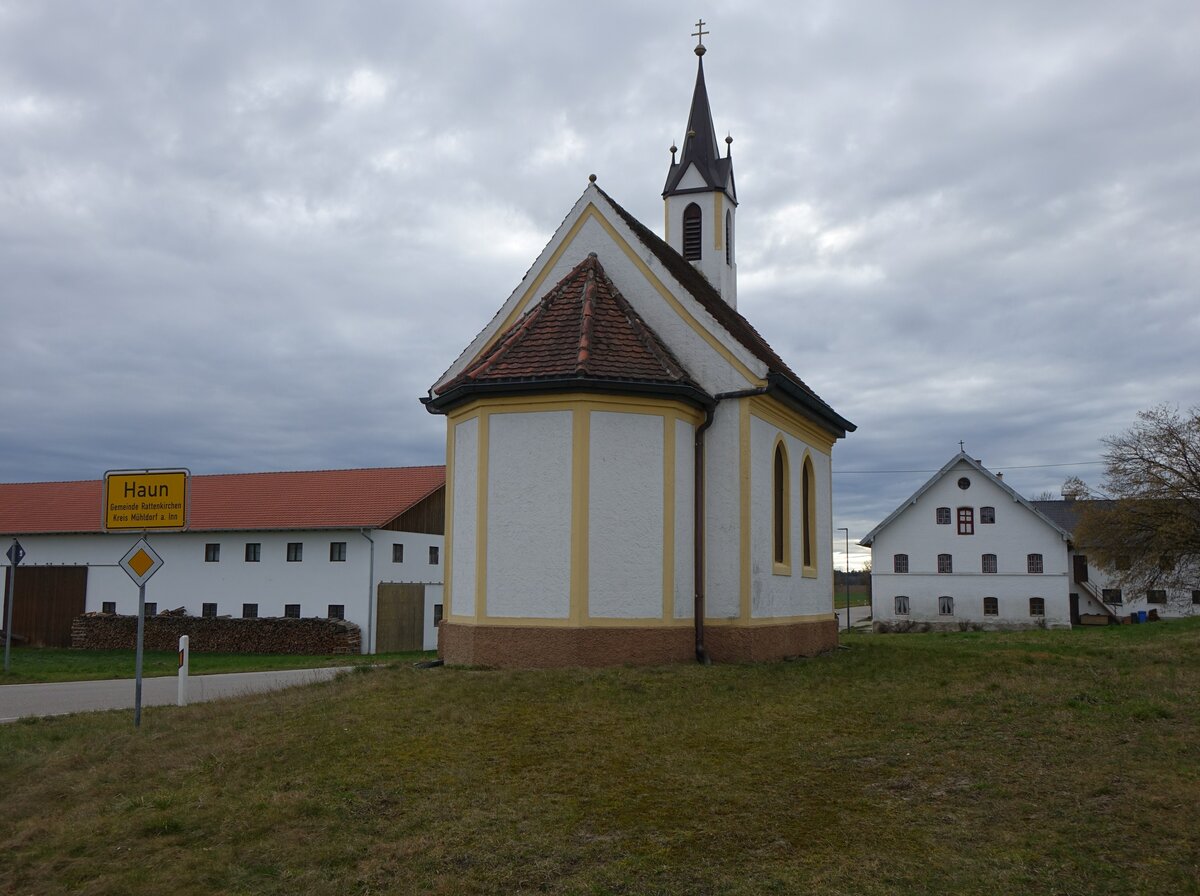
[959,440,966,452]
[692,19,709,55]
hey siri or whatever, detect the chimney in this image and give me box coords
[996,472,1004,481]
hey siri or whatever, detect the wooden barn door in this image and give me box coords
[3,566,88,647]
[376,583,425,652]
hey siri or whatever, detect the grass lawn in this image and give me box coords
[1,620,1198,895]
[0,647,430,683]
[832,583,872,608]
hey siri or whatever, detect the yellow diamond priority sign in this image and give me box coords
[120,539,164,586]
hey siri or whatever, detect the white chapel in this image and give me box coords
[423,33,855,666]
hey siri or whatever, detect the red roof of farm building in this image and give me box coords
[0,466,445,535]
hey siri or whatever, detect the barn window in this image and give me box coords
[980,506,996,524]
[1029,597,1045,616]
[1103,589,1123,605]
[957,507,974,535]
[392,543,404,563]
[102,601,116,614]
[1027,554,1043,574]
[983,596,998,616]
[893,553,908,573]
[1193,590,1200,605]
[938,553,953,574]
[802,457,816,570]
[242,603,258,619]
[204,543,220,562]
[245,543,261,562]
[683,203,702,260]
[429,546,440,565]
[894,596,910,615]
[1146,590,1166,604]
[284,604,300,618]
[939,596,954,616]
[773,441,791,570]
[434,604,444,627]
[982,554,997,574]
[936,507,951,525]
[329,541,347,562]
[202,602,217,617]
[144,602,157,617]
[287,542,303,562]
[328,604,345,620]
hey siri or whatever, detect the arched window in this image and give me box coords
[683,203,702,260]
[893,553,908,573]
[773,441,790,569]
[801,456,816,569]
[984,596,999,616]
[725,210,733,265]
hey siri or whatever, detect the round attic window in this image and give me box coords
[957,477,971,490]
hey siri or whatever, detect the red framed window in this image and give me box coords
[957,507,974,535]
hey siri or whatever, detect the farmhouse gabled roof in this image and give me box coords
[0,466,445,535]
[428,253,710,411]
[859,452,1072,547]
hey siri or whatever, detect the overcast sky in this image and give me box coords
[3,2,1198,567]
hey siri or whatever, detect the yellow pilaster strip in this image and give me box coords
[443,419,456,616]
[474,412,490,620]
[570,408,591,625]
[739,399,752,621]
[662,412,676,621]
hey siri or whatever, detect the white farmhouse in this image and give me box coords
[422,38,854,667]
[860,452,1116,629]
[0,467,445,652]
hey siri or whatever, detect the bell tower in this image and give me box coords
[662,21,738,307]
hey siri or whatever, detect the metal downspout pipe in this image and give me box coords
[359,529,375,655]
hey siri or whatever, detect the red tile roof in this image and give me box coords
[435,253,707,402]
[0,466,445,535]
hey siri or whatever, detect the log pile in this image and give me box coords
[71,612,362,654]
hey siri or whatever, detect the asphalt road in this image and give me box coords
[0,667,351,723]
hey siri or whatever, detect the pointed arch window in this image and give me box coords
[725,210,733,265]
[683,203,702,260]
[773,441,791,573]
[801,456,816,571]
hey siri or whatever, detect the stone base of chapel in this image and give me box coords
[438,618,837,668]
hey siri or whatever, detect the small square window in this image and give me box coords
[983,596,998,616]
[328,604,344,620]
[284,604,300,618]
[982,554,997,574]
[102,601,116,614]
[1027,554,1044,574]
[894,596,909,615]
[202,602,217,618]
[144,602,157,617]
[936,507,951,525]
[392,543,404,563]
[980,507,995,524]
[893,553,908,573]
[1103,589,1123,605]
[1029,597,1045,616]
[1147,590,1167,604]
[245,543,261,562]
[937,553,953,574]
[939,595,954,616]
[287,543,303,562]
[243,603,258,619]
[330,541,347,562]
[429,545,440,565]
[434,603,444,627]
[205,543,220,562]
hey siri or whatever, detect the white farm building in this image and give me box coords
[0,467,445,653]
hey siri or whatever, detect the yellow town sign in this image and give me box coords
[103,469,190,531]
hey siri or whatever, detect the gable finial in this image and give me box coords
[692,19,708,56]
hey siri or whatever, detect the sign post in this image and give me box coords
[4,539,25,674]
[119,539,164,727]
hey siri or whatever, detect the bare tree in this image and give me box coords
[1075,405,1200,606]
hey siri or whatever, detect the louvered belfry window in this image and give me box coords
[683,203,702,260]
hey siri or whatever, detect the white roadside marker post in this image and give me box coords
[177,634,189,706]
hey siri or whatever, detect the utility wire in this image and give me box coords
[834,460,1104,474]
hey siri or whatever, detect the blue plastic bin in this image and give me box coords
[1137,610,1148,623]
